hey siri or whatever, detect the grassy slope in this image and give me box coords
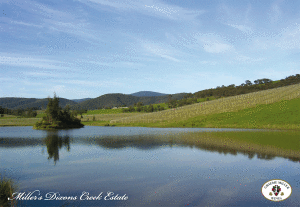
[108,83,300,129]
[108,98,300,129]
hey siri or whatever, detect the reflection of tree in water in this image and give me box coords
[256,153,275,160]
[44,132,70,165]
[95,135,167,150]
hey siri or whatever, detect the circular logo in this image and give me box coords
[262,179,292,202]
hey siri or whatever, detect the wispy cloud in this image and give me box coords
[0,54,70,70]
[268,1,282,24]
[228,24,253,34]
[187,33,234,54]
[141,41,181,62]
[78,0,204,21]
[87,60,145,69]
[203,42,233,54]
[10,20,43,28]
[55,79,123,88]
[10,0,101,43]
[276,23,300,49]
[23,71,59,77]
[234,55,265,63]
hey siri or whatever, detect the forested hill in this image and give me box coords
[0,93,187,110]
[0,97,77,109]
[71,93,187,110]
[130,91,169,97]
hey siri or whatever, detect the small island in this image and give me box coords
[33,93,84,130]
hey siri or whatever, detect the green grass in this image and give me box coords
[0,118,41,126]
[108,98,300,130]
[36,113,46,118]
[110,83,300,129]
[176,98,300,129]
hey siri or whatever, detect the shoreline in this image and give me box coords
[1,122,299,131]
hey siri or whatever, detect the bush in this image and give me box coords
[0,176,17,206]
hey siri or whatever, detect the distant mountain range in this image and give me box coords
[71,98,92,103]
[129,91,169,97]
[0,91,184,110]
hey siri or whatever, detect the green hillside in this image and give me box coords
[72,93,188,110]
[110,83,300,130]
[0,97,77,110]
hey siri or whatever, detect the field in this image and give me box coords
[1,83,300,129]
[109,83,300,129]
[0,116,41,126]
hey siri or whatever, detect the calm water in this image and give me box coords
[0,126,299,207]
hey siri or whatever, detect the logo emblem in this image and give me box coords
[262,179,292,202]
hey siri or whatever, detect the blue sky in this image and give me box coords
[1,0,300,99]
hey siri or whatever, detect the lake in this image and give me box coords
[0,126,299,206]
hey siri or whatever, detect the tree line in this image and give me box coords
[122,102,166,113]
[194,75,300,99]
[0,106,38,117]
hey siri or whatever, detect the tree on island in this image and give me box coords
[34,93,84,129]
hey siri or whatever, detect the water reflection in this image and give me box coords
[44,131,70,165]
[89,135,299,163]
[0,132,299,164]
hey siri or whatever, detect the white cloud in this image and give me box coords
[78,0,204,21]
[87,60,144,68]
[228,24,253,34]
[189,33,234,54]
[0,55,70,70]
[142,42,181,62]
[198,61,217,65]
[203,42,233,54]
[24,72,59,77]
[276,23,300,49]
[234,55,265,63]
[10,21,43,28]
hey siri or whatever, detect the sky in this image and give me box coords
[1,0,300,99]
